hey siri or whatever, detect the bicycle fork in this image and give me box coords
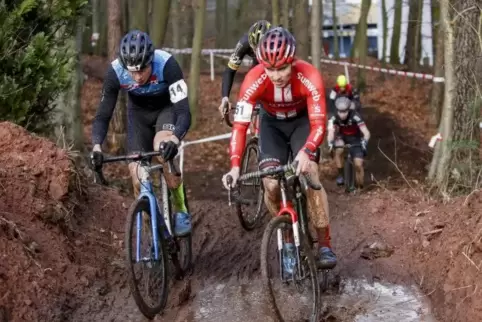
[276,180,306,281]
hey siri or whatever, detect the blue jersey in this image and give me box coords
[111,49,172,97]
[92,49,191,144]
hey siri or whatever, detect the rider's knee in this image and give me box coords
[262,177,279,198]
[128,162,143,189]
[353,158,364,169]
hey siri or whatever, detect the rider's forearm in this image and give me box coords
[221,67,237,98]
[91,67,120,145]
[327,128,335,143]
[173,98,191,141]
[360,126,370,141]
[229,122,249,168]
[304,122,325,152]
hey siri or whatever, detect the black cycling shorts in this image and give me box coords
[127,103,176,153]
[258,110,319,169]
[335,135,364,159]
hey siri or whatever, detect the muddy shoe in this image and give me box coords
[336,175,344,186]
[282,243,297,279]
[174,212,192,237]
[318,247,337,269]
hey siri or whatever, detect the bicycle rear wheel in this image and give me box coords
[125,198,169,319]
[237,137,265,231]
[260,215,320,322]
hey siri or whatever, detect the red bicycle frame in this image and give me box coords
[276,178,301,249]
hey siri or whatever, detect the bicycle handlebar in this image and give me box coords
[227,161,322,191]
[92,151,181,186]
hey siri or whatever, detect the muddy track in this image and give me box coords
[59,96,436,321]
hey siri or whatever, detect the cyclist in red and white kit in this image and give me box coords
[221,27,337,271]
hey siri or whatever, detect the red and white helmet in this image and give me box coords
[256,27,296,69]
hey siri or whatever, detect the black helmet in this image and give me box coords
[119,30,154,71]
[248,20,272,50]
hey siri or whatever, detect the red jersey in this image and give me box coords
[333,83,354,98]
[229,59,327,167]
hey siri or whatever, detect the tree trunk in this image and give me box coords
[129,0,149,31]
[311,0,321,69]
[354,0,371,89]
[122,0,129,33]
[99,0,108,56]
[150,0,171,47]
[381,0,388,62]
[389,0,402,64]
[428,0,454,187]
[281,0,291,29]
[172,0,183,66]
[108,0,127,154]
[272,0,280,25]
[53,19,85,152]
[404,0,423,69]
[442,0,482,190]
[91,0,100,54]
[429,22,444,127]
[293,0,309,60]
[431,0,440,58]
[332,0,339,59]
[189,0,207,128]
[215,0,224,47]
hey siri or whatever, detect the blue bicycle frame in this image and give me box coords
[135,165,173,263]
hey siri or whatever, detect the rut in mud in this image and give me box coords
[1,65,481,322]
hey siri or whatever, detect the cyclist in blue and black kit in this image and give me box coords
[90,30,191,236]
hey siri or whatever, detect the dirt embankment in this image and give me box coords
[0,122,128,322]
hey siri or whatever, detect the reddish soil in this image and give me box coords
[0,56,479,322]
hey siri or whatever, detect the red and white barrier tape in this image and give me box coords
[162,47,444,83]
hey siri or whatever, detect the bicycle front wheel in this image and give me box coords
[125,198,169,319]
[260,215,320,322]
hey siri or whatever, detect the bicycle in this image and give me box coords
[332,143,363,193]
[227,160,327,322]
[222,102,265,231]
[92,151,192,319]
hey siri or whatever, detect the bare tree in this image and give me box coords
[430,21,444,127]
[188,0,207,127]
[150,0,171,47]
[352,0,371,90]
[332,0,339,59]
[293,0,309,60]
[129,0,148,31]
[54,18,85,152]
[311,0,321,69]
[108,0,126,153]
[390,0,402,64]
[272,0,280,25]
[381,0,388,62]
[281,0,291,28]
[428,0,454,187]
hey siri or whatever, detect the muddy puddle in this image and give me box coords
[183,278,436,322]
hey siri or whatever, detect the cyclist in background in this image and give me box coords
[329,74,361,113]
[221,27,337,274]
[218,20,272,118]
[327,97,370,189]
[90,30,192,237]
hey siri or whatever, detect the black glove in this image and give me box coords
[159,140,178,162]
[90,151,103,171]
